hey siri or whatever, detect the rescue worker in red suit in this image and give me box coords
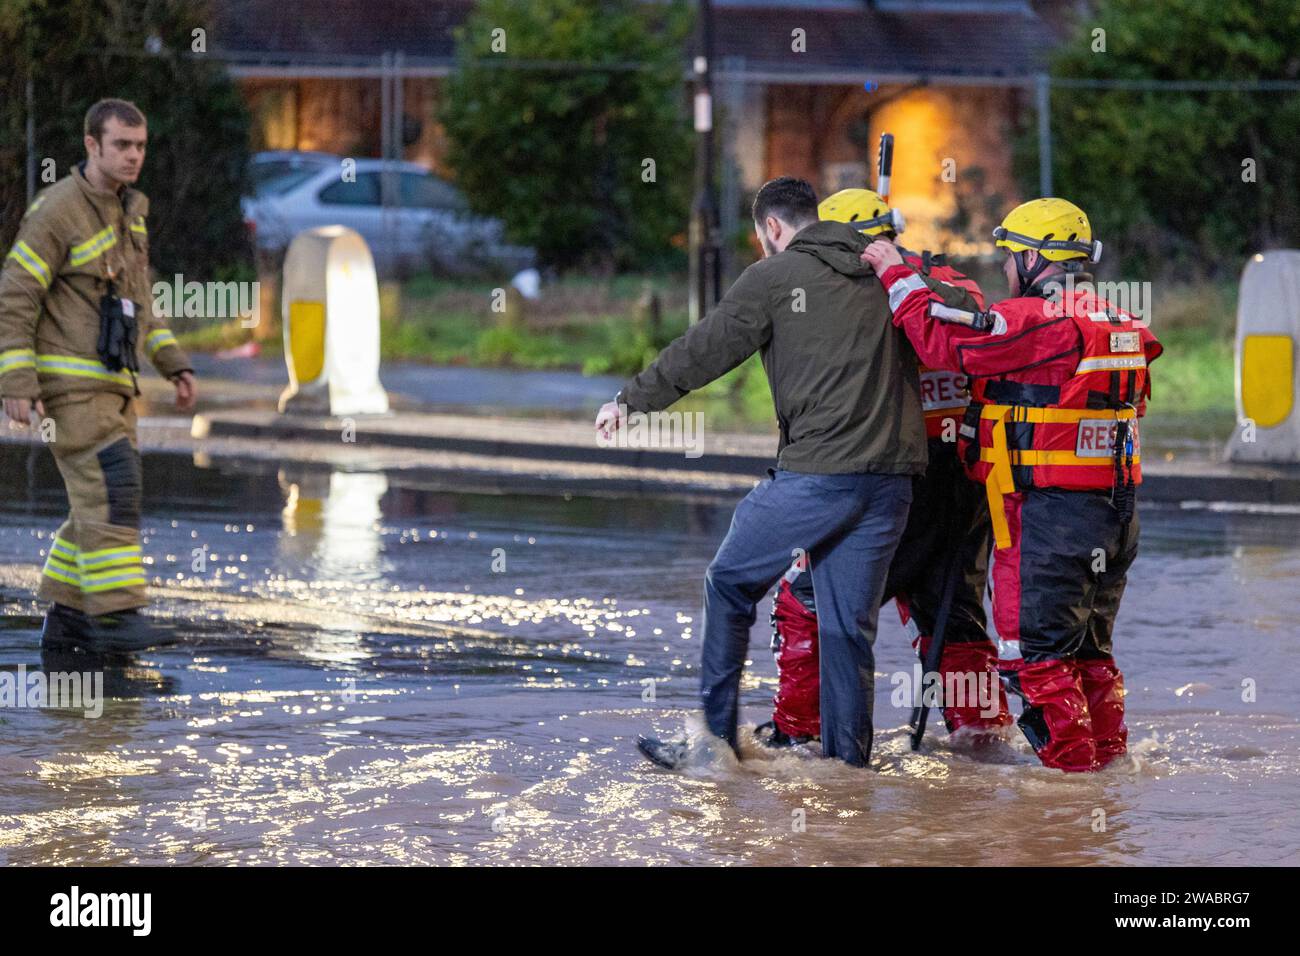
[760,189,1012,747]
[862,197,1162,772]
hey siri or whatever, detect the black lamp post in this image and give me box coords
[689,0,722,324]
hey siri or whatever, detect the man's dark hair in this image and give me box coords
[752,177,819,228]
[85,98,146,141]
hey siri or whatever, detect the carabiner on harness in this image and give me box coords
[1110,403,1137,523]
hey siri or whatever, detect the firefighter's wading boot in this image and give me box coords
[40,603,178,654]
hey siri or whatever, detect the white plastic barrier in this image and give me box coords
[1226,251,1300,462]
[279,226,389,416]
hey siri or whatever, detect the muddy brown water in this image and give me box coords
[0,446,1297,865]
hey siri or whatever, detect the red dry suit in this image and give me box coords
[877,262,1162,772]
[769,251,1011,742]
[913,252,984,442]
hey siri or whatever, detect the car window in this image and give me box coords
[251,155,330,180]
[250,161,295,185]
[255,169,322,197]
[319,174,382,206]
[400,172,468,211]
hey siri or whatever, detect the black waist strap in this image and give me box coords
[981,379,1060,407]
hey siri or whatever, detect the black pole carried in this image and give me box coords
[909,477,976,752]
[876,131,894,200]
[909,543,963,750]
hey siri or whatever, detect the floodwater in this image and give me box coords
[0,445,1297,866]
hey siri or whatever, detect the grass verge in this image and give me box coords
[177,272,1238,438]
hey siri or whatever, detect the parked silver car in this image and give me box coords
[247,149,340,195]
[242,153,534,277]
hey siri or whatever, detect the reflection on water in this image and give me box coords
[281,471,389,584]
[0,445,1297,865]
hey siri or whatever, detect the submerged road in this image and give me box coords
[1,446,1297,866]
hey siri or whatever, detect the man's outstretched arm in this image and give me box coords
[597,266,772,433]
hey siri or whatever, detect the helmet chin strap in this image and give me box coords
[1014,250,1052,296]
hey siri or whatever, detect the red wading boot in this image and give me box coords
[1007,658,1097,772]
[935,639,1013,734]
[767,578,820,744]
[1076,656,1128,768]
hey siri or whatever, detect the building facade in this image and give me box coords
[212,0,1062,256]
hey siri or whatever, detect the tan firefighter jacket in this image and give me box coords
[0,163,191,403]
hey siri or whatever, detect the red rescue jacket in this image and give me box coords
[900,250,984,441]
[878,264,1162,549]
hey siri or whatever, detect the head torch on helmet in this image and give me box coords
[991,225,1102,263]
[855,208,906,236]
[818,188,904,237]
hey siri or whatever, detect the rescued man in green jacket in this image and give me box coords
[601,177,972,768]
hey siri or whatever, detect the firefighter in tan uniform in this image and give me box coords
[0,99,196,653]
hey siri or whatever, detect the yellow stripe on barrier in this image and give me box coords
[288,301,326,384]
[1241,334,1294,429]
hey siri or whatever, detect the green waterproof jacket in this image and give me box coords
[620,220,966,475]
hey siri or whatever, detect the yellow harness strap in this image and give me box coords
[983,406,1016,550]
[977,404,1139,551]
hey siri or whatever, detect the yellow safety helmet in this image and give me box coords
[993,198,1101,263]
[818,188,906,237]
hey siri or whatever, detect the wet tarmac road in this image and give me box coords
[1,445,1297,866]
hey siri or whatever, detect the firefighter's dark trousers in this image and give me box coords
[36,392,147,616]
